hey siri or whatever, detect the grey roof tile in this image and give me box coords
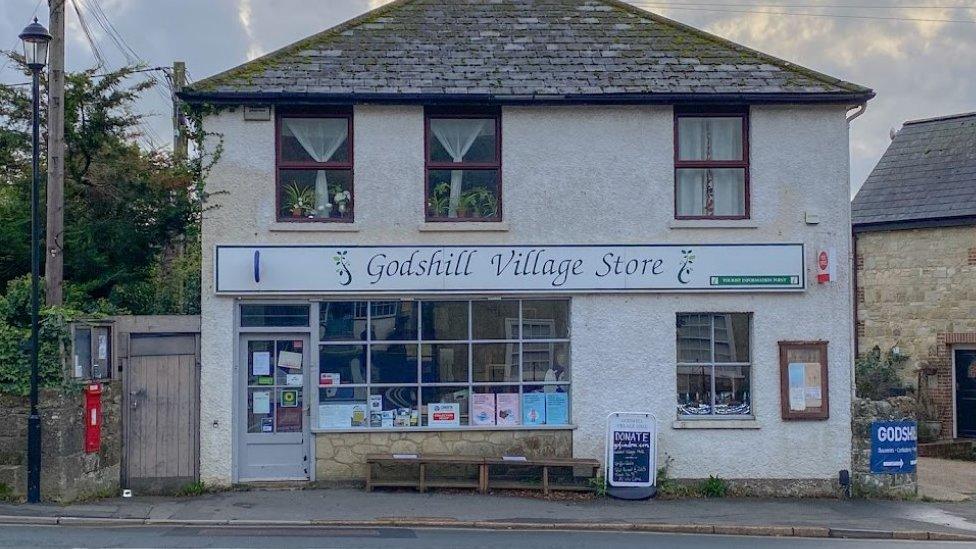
[185,0,870,101]
[852,112,976,226]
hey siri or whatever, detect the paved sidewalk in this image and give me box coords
[919,458,976,502]
[1,488,976,541]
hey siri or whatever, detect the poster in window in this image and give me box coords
[545,393,568,425]
[428,403,460,427]
[252,352,271,376]
[252,391,271,415]
[471,394,496,426]
[779,341,828,420]
[522,393,546,426]
[278,350,303,370]
[496,394,520,426]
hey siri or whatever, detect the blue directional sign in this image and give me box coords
[870,421,918,474]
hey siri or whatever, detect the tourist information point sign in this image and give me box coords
[606,412,657,500]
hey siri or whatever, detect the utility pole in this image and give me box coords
[172,61,188,160]
[44,0,66,306]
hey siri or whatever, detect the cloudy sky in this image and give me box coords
[1,0,974,194]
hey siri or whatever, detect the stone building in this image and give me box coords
[179,0,873,489]
[852,112,976,440]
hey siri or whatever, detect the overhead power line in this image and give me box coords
[630,1,976,23]
[634,1,976,9]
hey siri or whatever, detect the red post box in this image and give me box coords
[84,383,103,454]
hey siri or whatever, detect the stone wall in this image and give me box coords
[315,429,572,482]
[855,224,976,438]
[0,383,122,502]
[851,397,917,497]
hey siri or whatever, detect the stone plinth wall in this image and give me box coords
[851,397,917,497]
[315,429,573,482]
[0,383,122,502]
[856,225,976,438]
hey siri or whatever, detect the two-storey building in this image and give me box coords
[181,0,873,492]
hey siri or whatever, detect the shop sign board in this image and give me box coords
[606,412,657,499]
[870,420,917,474]
[216,244,805,294]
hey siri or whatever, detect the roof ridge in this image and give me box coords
[904,111,976,126]
[597,0,872,96]
[189,0,423,92]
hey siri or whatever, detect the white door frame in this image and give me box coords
[235,331,313,482]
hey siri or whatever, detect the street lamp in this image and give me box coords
[19,17,51,505]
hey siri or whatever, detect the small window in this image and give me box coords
[425,111,501,221]
[674,111,749,219]
[277,114,353,222]
[676,313,751,417]
[241,304,310,327]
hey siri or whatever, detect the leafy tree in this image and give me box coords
[0,59,214,315]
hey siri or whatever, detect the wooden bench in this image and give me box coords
[365,454,601,496]
[483,456,601,495]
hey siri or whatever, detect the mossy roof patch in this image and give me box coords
[184,0,872,101]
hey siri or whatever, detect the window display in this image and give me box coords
[676,313,752,417]
[317,299,571,430]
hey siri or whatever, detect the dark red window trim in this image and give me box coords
[424,107,502,222]
[673,107,750,220]
[275,108,354,223]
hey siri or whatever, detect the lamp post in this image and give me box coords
[19,17,52,505]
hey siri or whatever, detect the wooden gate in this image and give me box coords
[115,316,200,493]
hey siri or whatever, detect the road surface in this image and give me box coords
[0,526,973,548]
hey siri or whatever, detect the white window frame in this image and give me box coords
[676,312,753,419]
[313,298,572,432]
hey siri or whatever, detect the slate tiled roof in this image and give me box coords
[852,112,976,229]
[182,0,872,103]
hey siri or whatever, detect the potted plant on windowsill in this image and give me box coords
[331,184,352,218]
[282,183,315,219]
[459,187,498,219]
[428,181,452,219]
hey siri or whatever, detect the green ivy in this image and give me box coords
[0,279,99,395]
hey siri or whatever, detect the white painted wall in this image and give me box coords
[199,104,854,484]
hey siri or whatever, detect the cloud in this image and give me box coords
[1,0,972,190]
[237,0,263,61]
[651,1,976,193]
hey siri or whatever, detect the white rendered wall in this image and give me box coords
[199,104,854,483]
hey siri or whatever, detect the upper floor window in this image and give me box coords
[425,110,501,221]
[277,112,353,222]
[674,109,749,219]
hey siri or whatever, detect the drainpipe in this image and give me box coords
[847,103,865,358]
[846,103,867,123]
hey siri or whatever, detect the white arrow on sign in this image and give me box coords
[882,460,904,468]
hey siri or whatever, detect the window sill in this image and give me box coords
[668,219,758,229]
[269,222,360,233]
[312,424,575,434]
[418,222,510,233]
[671,419,759,430]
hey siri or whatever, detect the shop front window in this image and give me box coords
[676,313,752,417]
[316,299,570,430]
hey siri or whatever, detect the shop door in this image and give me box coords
[239,334,310,481]
[955,349,976,438]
